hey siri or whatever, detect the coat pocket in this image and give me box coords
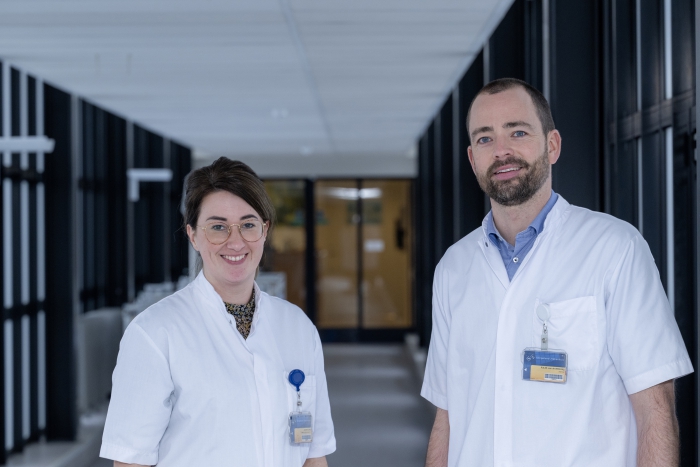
[284,372,317,415]
[532,296,598,371]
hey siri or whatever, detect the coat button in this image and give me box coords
[513,257,519,263]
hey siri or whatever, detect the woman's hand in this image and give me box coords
[114,462,150,467]
[303,456,328,467]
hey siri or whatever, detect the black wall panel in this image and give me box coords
[673,120,697,466]
[672,0,695,96]
[417,130,435,346]
[641,131,666,278]
[639,0,667,280]
[489,0,526,81]
[43,84,76,441]
[133,127,166,291]
[639,0,664,109]
[607,0,639,226]
[438,98,454,252]
[550,0,602,211]
[614,0,637,118]
[169,143,191,282]
[524,0,544,90]
[10,69,19,137]
[670,0,696,462]
[80,103,132,313]
[1,65,54,458]
[27,77,36,137]
[0,63,4,463]
[105,114,128,307]
[610,141,638,225]
[9,69,23,453]
[457,52,486,238]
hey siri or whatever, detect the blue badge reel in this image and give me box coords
[288,369,313,444]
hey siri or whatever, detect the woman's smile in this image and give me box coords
[222,253,248,264]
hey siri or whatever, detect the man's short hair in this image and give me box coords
[466,78,555,143]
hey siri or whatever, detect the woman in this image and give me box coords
[100,158,335,466]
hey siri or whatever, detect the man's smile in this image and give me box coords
[491,164,524,180]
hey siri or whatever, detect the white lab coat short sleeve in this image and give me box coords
[307,328,336,458]
[100,322,174,465]
[606,234,693,394]
[421,267,450,410]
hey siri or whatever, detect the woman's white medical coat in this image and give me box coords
[100,272,336,466]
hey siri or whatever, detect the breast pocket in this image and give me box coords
[532,296,598,371]
[284,372,317,415]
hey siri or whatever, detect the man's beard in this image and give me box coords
[475,149,550,207]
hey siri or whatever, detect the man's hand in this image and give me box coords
[425,407,449,467]
[630,379,679,467]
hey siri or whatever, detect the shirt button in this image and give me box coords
[513,257,519,263]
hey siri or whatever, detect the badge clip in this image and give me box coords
[537,303,550,351]
[288,369,313,444]
[521,303,567,383]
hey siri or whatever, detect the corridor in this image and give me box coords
[323,344,434,467]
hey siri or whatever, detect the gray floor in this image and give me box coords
[323,344,434,467]
[91,343,433,467]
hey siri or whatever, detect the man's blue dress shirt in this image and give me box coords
[485,191,559,281]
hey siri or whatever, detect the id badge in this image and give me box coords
[289,411,313,444]
[522,348,567,383]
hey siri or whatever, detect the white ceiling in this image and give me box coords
[0,0,512,177]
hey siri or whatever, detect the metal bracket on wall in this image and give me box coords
[126,168,172,202]
[0,136,55,153]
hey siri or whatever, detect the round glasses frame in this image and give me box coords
[197,220,268,245]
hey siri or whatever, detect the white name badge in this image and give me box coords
[522,348,568,383]
[289,411,313,444]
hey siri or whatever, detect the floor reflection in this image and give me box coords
[324,344,434,467]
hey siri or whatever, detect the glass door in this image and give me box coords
[361,180,412,328]
[262,180,307,311]
[315,180,360,328]
[315,179,413,337]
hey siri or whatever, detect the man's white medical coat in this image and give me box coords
[100,272,336,466]
[421,196,692,467]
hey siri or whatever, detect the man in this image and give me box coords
[421,78,693,467]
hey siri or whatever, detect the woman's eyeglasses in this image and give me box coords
[198,220,267,244]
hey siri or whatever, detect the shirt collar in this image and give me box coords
[194,270,263,316]
[486,190,559,245]
[530,190,559,234]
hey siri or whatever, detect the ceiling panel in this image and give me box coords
[0,0,513,175]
